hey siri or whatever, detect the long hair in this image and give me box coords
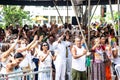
[0,43,10,52]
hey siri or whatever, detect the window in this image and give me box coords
[43,16,48,24]
[65,16,71,23]
[50,16,56,23]
[58,16,63,24]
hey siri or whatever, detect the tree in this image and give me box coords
[2,5,30,27]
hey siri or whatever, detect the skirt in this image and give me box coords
[91,61,105,80]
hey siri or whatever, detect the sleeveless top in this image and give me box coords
[72,45,86,71]
[38,51,52,68]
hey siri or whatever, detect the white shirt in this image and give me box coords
[72,45,86,71]
[47,39,54,51]
[53,41,68,62]
[19,51,36,70]
[113,57,120,65]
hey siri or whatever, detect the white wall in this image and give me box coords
[24,5,119,24]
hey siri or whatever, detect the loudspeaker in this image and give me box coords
[72,17,81,25]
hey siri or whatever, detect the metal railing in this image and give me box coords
[115,64,120,80]
[0,68,52,80]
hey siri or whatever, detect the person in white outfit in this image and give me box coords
[38,42,56,80]
[64,30,73,80]
[5,52,24,80]
[53,34,70,80]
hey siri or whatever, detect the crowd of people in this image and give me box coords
[0,21,120,80]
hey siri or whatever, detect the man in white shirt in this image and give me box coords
[53,34,69,80]
[71,37,87,80]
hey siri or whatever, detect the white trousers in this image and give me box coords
[66,58,72,80]
[55,60,66,80]
[38,67,52,80]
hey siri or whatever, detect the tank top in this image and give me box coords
[72,45,86,71]
[39,51,52,68]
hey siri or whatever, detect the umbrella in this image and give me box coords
[32,16,48,21]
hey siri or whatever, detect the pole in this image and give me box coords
[67,0,68,23]
[118,0,120,56]
[87,0,91,80]
[118,0,120,35]
[78,6,83,24]
[53,0,64,24]
[109,0,117,36]
[70,0,89,52]
[88,0,91,49]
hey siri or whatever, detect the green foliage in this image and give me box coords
[92,11,119,23]
[105,11,119,21]
[0,23,4,29]
[2,5,30,27]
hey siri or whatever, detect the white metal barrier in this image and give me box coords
[115,64,120,80]
[0,68,52,80]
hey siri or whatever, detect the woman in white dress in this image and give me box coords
[38,42,56,80]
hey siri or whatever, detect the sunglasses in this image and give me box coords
[42,43,48,46]
[43,44,48,46]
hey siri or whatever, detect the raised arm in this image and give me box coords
[51,53,57,61]
[1,37,19,62]
[92,38,100,50]
[16,35,38,53]
[6,60,18,72]
[28,35,43,50]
